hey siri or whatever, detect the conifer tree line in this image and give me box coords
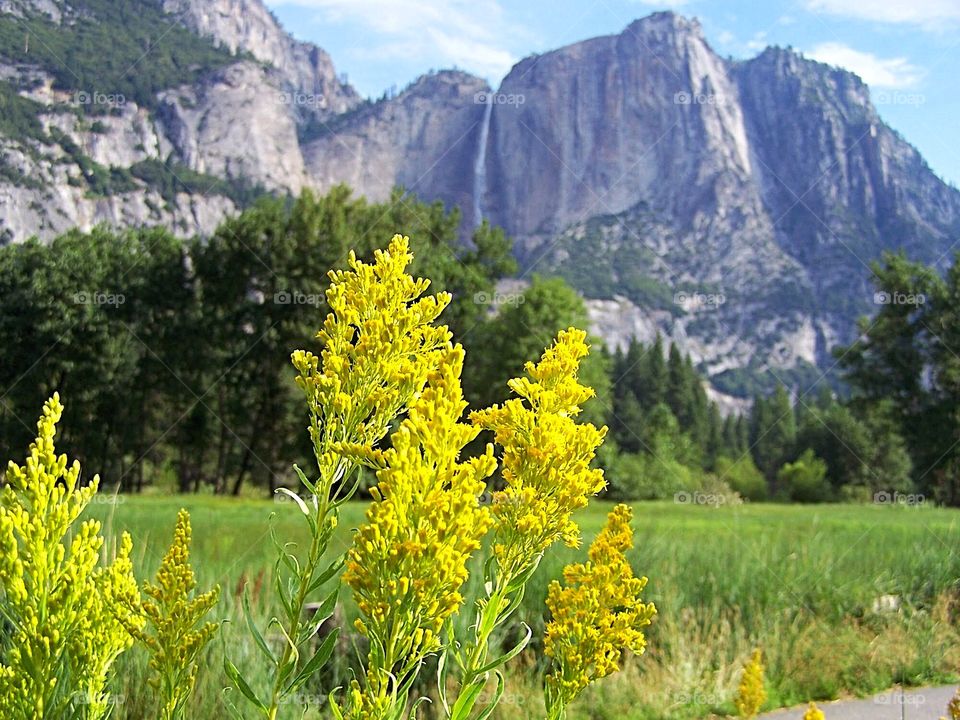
[0,187,954,503]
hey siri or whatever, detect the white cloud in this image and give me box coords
[271,0,518,81]
[716,29,736,46]
[805,0,960,28]
[807,42,924,88]
[745,31,768,51]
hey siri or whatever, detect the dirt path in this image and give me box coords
[757,685,956,719]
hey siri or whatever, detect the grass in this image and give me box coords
[86,497,960,719]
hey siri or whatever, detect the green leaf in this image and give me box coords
[473,671,505,720]
[307,556,344,594]
[474,624,531,675]
[311,585,340,626]
[448,678,487,720]
[223,657,267,713]
[328,689,346,719]
[287,628,339,693]
[243,590,276,666]
[294,464,318,494]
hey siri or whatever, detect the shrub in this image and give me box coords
[778,450,831,503]
[716,455,768,501]
[606,451,699,500]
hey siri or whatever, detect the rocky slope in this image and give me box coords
[160,0,358,116]
[1,5,957,395]
[0,0,358,241]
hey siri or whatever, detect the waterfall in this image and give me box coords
[472,97,493,227]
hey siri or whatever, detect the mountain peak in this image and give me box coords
[162,0,359,113]
[625,11,704,39]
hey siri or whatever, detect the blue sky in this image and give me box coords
[264,0,960,186]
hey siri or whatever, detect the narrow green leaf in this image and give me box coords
[294,464,318,494]
[307,556,344,594]
[287,628,339,693]
[223,657,267,713]
[243,590,276,666]
[473,671,505,720]
[474,623,531,675]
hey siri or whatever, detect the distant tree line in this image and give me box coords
[0,188,955,504]
[0,186,518,495]
[594,248,959,505]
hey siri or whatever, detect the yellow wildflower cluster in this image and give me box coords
[0,394,140,719]
[471,327,606,575]
[112,509,220,720]
[942,688,960,720]
[803,701,825,720]
[343,345,497,718]
[543,504,656,715]
[735,649,767,718]
[292,234,452,483]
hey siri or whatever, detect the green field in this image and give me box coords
[88,497,960,719]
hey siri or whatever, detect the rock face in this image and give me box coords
[303,71,490,224]
[473,13,960,389]
[2,6,958,394]
[157,61,311,193]
[160,0,359,115]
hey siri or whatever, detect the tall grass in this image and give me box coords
[88,498,960,719]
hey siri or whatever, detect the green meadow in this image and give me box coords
[87,497,960,719]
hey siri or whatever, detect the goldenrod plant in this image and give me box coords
[734,649,767,718]
[0,394,141,719]
[228,235,454,719]
[441,328,608,720]
[0,236,654,720]
[111,509,220,720]
[542,504,657,720]
[941,688,960,720]
[803,701,825,720]
[337,344,497,719]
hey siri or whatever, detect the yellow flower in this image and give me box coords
[803,701,825,720]
[111,509,220,720]
[734,649,767,718]
[343,344,496,719]
[543,504,656,715]
[471,327,607,577]
[942,688,960,720]
[0,394,138,719]
[292,234,452,486]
